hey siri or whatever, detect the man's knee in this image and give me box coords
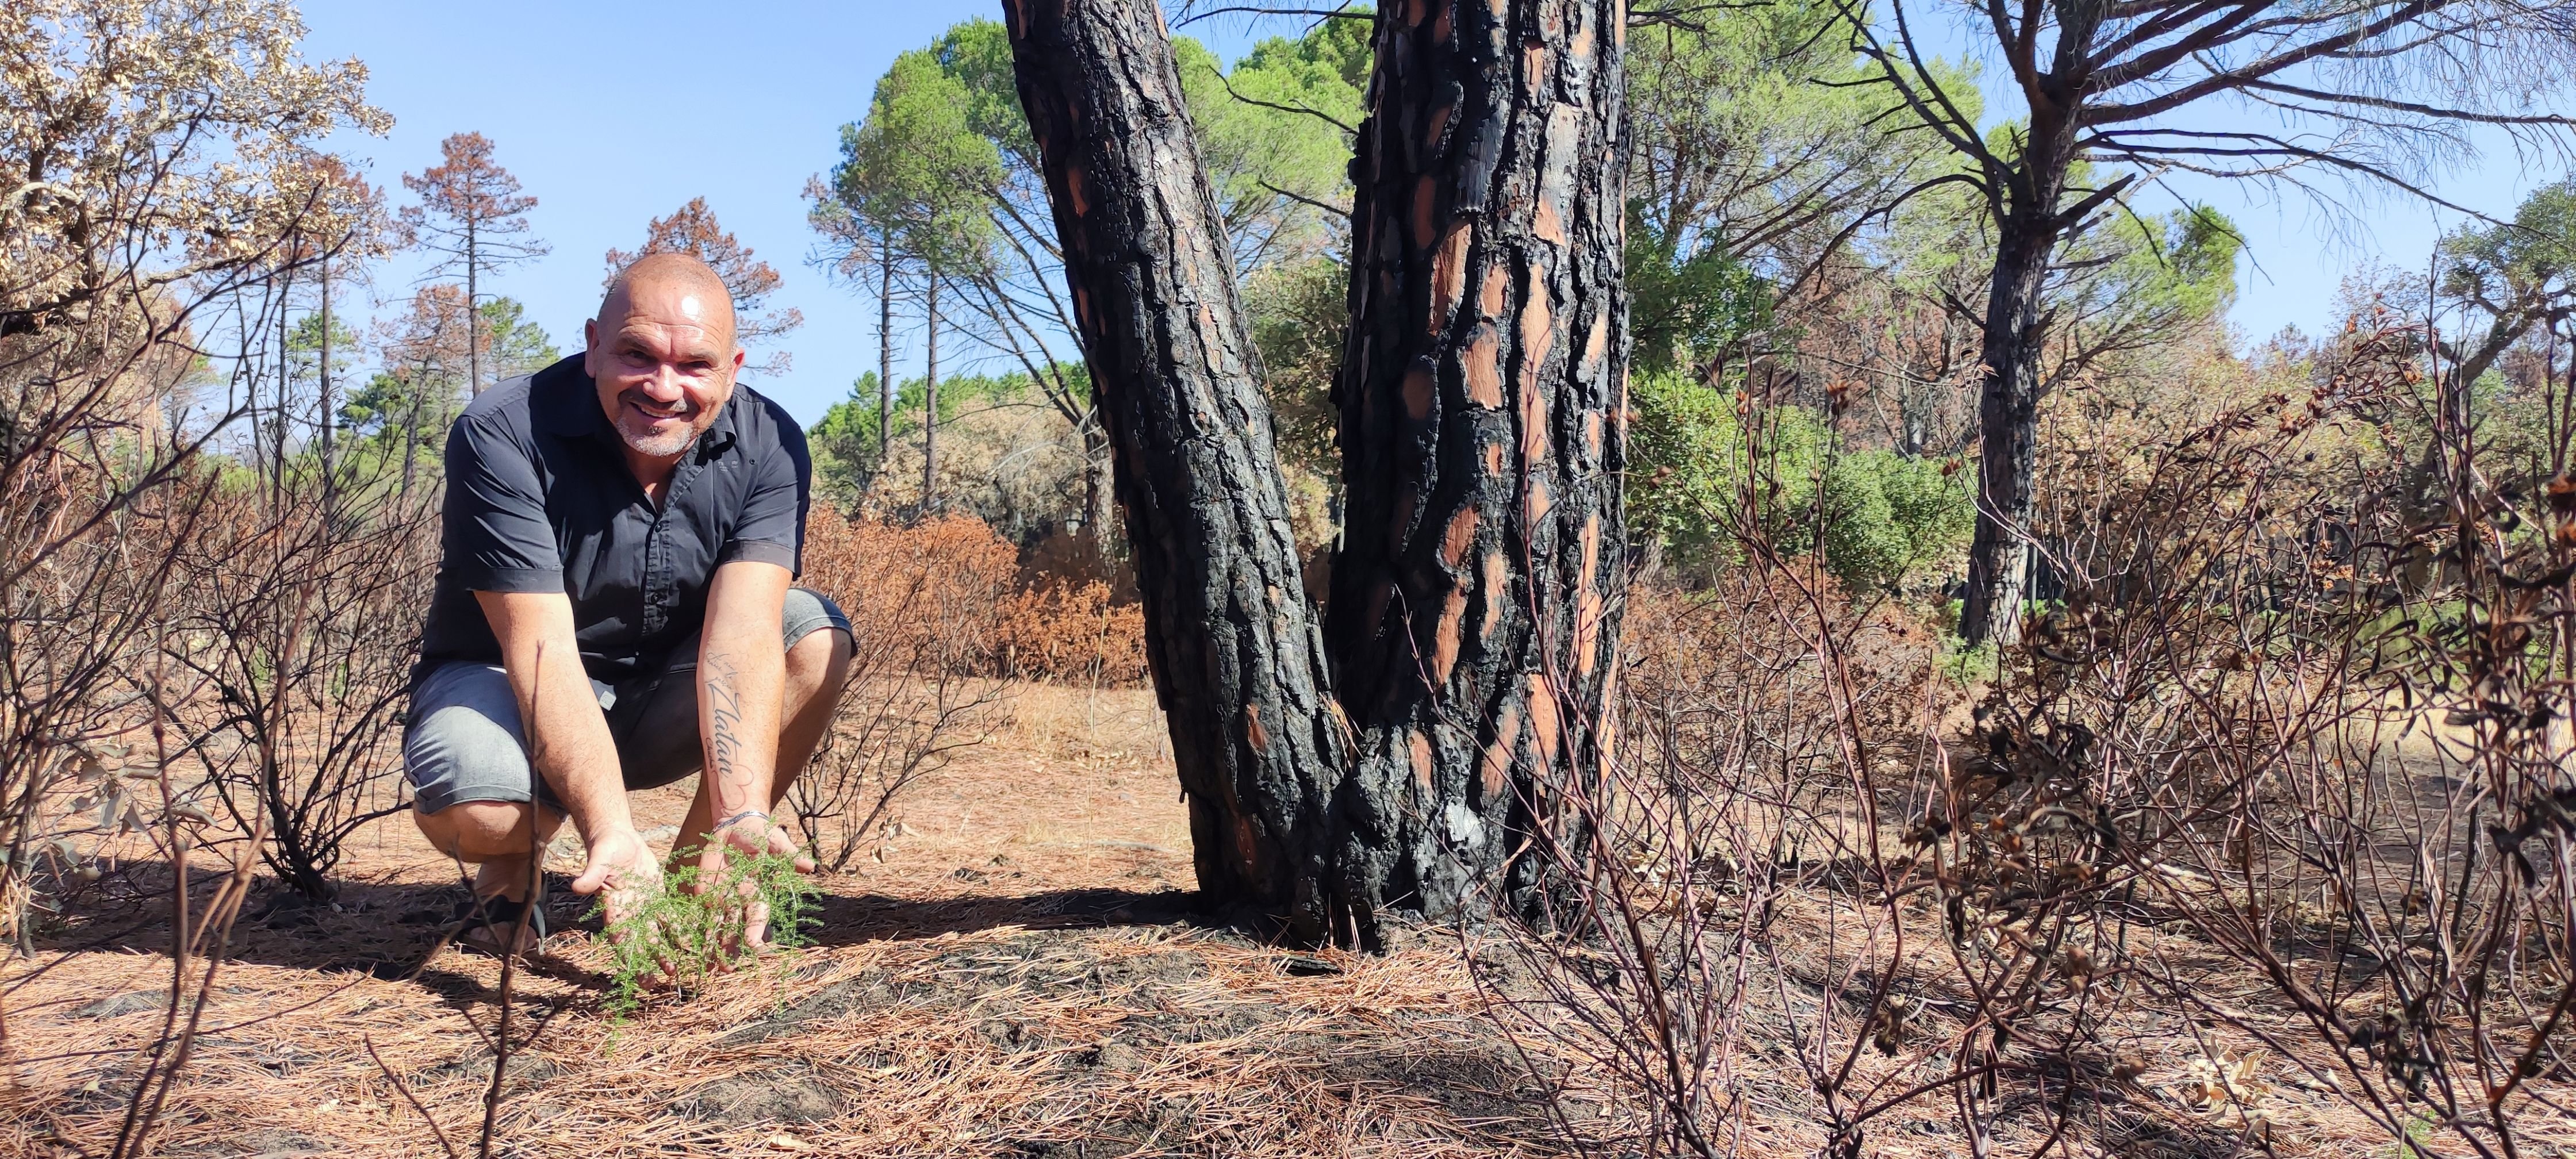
[413,799,542,861]
[787,619,853,695]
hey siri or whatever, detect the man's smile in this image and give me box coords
[622,392,695,424]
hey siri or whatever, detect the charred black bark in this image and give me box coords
[1954,6,2111,649]
[1960,214,2055,648]
[1002,0,1352,942]
[1003,0,1628,946]
[1327,0,1631,926]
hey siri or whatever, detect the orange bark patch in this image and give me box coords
[1526,673,1561,770]
[1479,266,1509,318]
[1409,729,1435,793]
[1519,288,1555,383]
[1463,326,1503,408]
[1403,365,1435,421]
[1577,587,1603,678]
[1519,382,1551,465]
[1245,703,1270,757]
[1522,40,1548,94]
[1581,303,1608,373]
[1428,221,1471,332]
[1483,440,1507,477]
[1518,291,1556,462]
[1532,197,1566,246]
[1479,550,1508,640]
[1575,515,1603,677]
[1431,584,1470,686]
[1412,175,1439,248]
[1477,703,1521,804]
[1439,504,1479,569]
[1523,477,1552,526]
[1067,163,1091,217]
[1585,411,1603,459]
[1570,17,1593,60]
[1233,814,1262,878]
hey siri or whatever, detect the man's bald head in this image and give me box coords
[585,252,748,466]
[599,252,738,352]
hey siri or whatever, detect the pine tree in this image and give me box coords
[604,197,804,374]
[400,132,547,396]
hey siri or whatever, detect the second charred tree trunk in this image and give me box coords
[1959,212,2054,648]
[1005,0,1353,942]
[923,275,941,513]
[1328,0,1630,924]
[1954,6,2110,649]
[879,239,897,471]
[1006,0,1628,946]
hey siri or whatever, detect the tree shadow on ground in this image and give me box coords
[31,857,1211,984]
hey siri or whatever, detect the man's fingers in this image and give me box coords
[764,825,819,875]
[570,855,612,896]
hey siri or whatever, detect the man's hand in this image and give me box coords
[688,810,814,953]
[571,824,666,941]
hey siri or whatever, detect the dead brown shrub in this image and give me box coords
[801,505,1148,689]
[993,580,1149,688]
[1488,313,2576,1157]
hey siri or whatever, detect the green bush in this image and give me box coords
[1627,370,1972,594]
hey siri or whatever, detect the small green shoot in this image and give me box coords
[591,846,818,1018]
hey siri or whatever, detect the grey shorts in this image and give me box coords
[404,587,850,815]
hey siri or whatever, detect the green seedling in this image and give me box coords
[591,846,818,1018]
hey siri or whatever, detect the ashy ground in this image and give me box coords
[10,683,2574,1158]
[3,686,1558,1158]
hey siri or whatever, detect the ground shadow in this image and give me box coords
[795,885,1207,947]
[31,857,1212,984]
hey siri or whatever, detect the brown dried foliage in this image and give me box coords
[1485,313,2576,1157]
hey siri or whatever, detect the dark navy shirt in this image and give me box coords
[415,354,812,685]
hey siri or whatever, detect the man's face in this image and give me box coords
[583,279,745,460]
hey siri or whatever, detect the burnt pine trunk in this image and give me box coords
[1002,0,1354,942]
[923,274,941,513]
[1327,0,1630,924]
[1956,6,2115,648]
[1958,209,2054,648]
[1005,0,1628,946]
[878,236,896,471]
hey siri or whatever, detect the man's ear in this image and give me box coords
[731,347,746,374]
[581,318,600,375]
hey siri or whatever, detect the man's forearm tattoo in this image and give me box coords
[704,651,750,811]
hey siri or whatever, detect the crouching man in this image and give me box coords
[403,252,851,954]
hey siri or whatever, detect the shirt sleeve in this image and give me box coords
[442,414,565,593]
[720,402,810,575]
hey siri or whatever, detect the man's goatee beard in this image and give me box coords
[623,428,699,458]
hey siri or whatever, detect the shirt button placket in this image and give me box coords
[643,506,664,639]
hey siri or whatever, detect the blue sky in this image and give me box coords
[302,2,2564,424]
